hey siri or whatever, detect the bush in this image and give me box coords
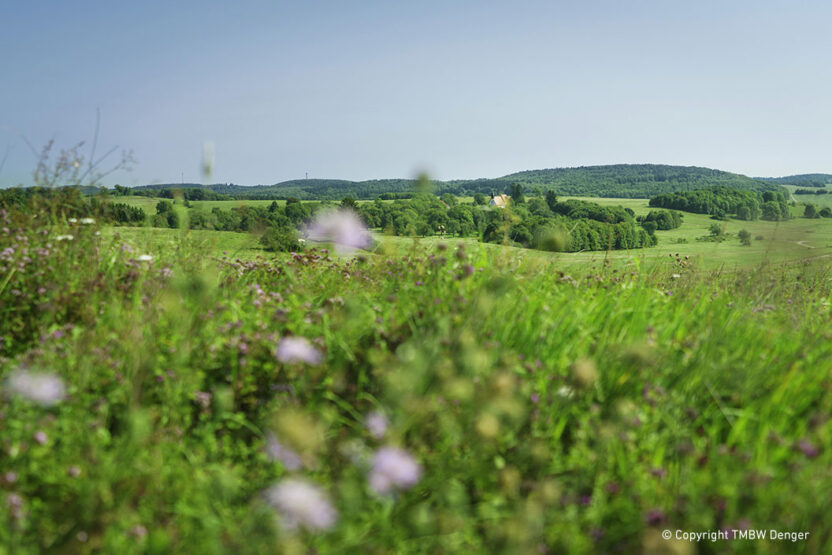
[259,226,305,252]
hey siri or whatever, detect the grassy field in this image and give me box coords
[4,201,832,553]
[105,194,832,272]
[4,196,832,552]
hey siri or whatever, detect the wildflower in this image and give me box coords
[136,254,153,262]
[55,235,74,242]
[368,447,422,494]
[671,273,681,279]
[68,218,78,223]
[364,411,389,440]
[796,438,819,458]
[264,478,338,532]
[265,433,303,471]
[275,337,322,365]
[68,466,81,478]
[5,493,23,520]
[305,209,372,254]
[79,217,95,225]
[557,385,574,399]
[33,431,48,445]
[193,391,212,410]
[645,508,665,526]
[3,472,17,484]
[130,525,148,539]
[5,370,66,406]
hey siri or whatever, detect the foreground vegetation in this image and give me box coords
[1,195,832,553]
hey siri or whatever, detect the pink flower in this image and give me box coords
[306,209,372,254]
[276,337,322,365]
[264,478,338,532]
[265,433,303,471]
[368,447,422,494]
[364,411,389,440]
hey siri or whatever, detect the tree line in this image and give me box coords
[649,188,791,221]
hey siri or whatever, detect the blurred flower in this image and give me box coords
[137,254,153,262]
[368,447,422,494]
[796,438,819,458]
[5,370,66,406]
[33,431,48,445]
[68,466,81,478]
[264,478,337,532]
[55,235,74,242]
[306,209,372,254]
[265,433,303,471]
[130,524,148,539]
[556,386,574,399]
[68,218,78,224]
[364,411,389,440]
[193,391,212,410]
[79,218,95,225]
[276,337,322,365]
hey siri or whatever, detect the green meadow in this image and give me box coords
[3,192,832,553]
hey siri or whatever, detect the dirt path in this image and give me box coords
[795,240,815,249]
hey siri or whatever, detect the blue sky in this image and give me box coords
[1,0,830,186]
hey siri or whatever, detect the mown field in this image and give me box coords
[2,199,832,553]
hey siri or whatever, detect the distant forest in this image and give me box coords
[757,174,832,188]
[117,164,786,200]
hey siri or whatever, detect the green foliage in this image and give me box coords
[3,197,832,552]
[124,164,786,201]
[638,209,683,230]
[738,228,752,246]
[803,203,820,219]
[4,192,832,554]
[759,174,832,188]
[649,187,765,220]
[259,227,305,252]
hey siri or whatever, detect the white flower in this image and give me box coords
[364,411,389,440]
[5,370,66,406]
[55,235,74,242]
[68,218,78,224]
[368,447,422,494]
[276,337,322,365]
[265,433,303,471]
[671,274,681,279]
[79,218,95,225]
[136,254,153,262]
[557,386,574,399]
[305,209,372,254]
[264,478,337,532]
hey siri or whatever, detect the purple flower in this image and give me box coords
[275,337,322,365]
[364,411,389,440]
[264,478,338,531]
[265,433,303,471]
[796,438,819,458]
[645,508,665,526]
[305,209,372,254]
[5,370,66,406]
[33,431,48,445]
[368,447,422,494]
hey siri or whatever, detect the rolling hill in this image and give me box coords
[127,164,785,200]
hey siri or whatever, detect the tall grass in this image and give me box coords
[1,200,831,553]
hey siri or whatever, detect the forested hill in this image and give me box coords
[128,164,783,200]
[756,174,832,188]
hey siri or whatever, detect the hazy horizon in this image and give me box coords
[2,1,831,187]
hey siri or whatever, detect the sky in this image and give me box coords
[1,0,831,187]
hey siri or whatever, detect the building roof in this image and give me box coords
[489,194,510,208]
